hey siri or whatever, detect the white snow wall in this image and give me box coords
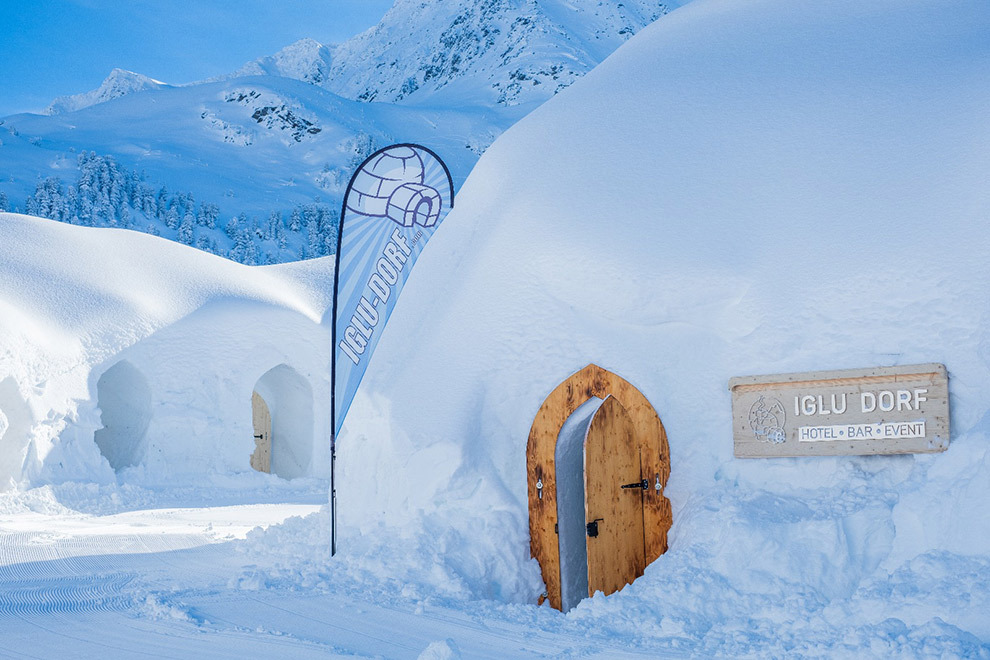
[337,0,990,630]
[0,214,334,486]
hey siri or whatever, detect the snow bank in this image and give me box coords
[0,213,334,487]
[334,0,990,651]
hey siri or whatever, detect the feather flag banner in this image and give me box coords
[329,144,454,553]
[332,144,454,436]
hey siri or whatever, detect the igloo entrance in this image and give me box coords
[94,360,152,471]
[250,365,313,479]
[526,364,673,611]
[554,396,604,612]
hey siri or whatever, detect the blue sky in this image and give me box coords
[0,0,393,116]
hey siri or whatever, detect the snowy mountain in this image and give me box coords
[45,68,169,115]
[239,0,678,106]
[230,38,335,87]
[0,76,521,263]
[0,0,676,264]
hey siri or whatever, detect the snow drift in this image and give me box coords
[336,0,990,652]
[0,213,334,487]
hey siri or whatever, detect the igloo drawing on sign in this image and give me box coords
[345,146,442,228]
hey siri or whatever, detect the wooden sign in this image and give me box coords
[729,363,949,458]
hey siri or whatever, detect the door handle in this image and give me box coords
[586,518,604,537]
[620,479,648,490]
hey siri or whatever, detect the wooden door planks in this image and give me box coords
[251,391,272,473]
[584,396,646,597]
[526,364,671,610]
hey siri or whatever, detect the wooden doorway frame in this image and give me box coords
[526,364,672,610]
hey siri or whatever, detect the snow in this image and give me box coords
[0,0,676,266]
[45,68,169,116]
[2,0,990,656]
[341,0,990,653]
[0,212,334,487]
[232,38,335,87]
[325,0,681,106]
[0,77,511,263]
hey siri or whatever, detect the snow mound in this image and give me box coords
[0,213,334,487]
[45,68,169,115]
[335,0,990,651]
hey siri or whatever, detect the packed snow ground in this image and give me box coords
[2,0,990,657]
[0,485,675,659]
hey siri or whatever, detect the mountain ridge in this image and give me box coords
[41,0,677,114]
[1,0,678,264]
[46,68,170,115]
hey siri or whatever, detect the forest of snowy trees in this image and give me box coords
[17,152,338,264]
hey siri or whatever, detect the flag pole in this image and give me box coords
[329,168,351,558]
[329,143,455,558]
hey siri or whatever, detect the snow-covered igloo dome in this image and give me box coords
[336,0,990,642]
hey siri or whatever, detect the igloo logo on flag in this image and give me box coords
[331,144,454,436]
[346,147,443,228]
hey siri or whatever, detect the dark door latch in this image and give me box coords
[621,479,649,490]
[586,518,604,537]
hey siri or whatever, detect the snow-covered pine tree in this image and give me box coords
[267,211,282,241]
[139,184,157,218]
[15,148,315,263]
[26,177,70,222]
[164,205,180,229]
[156,185,169,215]
[197,203,218,228]
[65,186,78,224]
[230,227,258,265]
[305,215,321,258]
[178,212,195,245]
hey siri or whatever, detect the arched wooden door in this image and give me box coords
[527,364,671,610]
[584,396,647,597]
